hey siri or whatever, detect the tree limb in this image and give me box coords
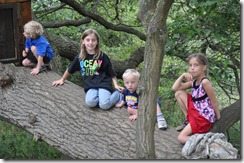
[42,18,91,28]
[0,63,184,159]
[210,99,241,133]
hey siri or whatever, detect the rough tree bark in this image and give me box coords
[0,63,184,159]
[136,0,173,159]
[210,99,241,133]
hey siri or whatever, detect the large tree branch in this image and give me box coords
[210,99,241,133]
[34,4,66,15]
[0,63,184,159]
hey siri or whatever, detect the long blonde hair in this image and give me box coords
[79,29,100,60]
[24,20,44,39]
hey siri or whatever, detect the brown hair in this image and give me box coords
[187,53,209,76]
[79,29,100,60]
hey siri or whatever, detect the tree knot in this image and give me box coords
[28,113,38,125]
[33,132,42,141]
[0,72,13,88]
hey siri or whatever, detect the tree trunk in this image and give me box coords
[136,0,173,159]
[0,63,184,159]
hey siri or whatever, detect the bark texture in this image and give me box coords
[0,63,184,159]
[136,0,174,159]
[210,99,241,133]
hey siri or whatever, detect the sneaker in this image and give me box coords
[39,65,47,72]
[175,119,188,131]
[158,117,167,129]
[45,64,52,70]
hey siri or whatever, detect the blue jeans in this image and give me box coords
[85,88,123,110]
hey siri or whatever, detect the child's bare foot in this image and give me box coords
[129,115,137,121]
[115,101,123,108]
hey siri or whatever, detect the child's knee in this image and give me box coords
[99,101,111,110]
[174,90,181,98]
[31,46,36,53]
[175,90,187,100]
[22,59,29,66]
[177,134,184,144]
[85,98,98,108]
[22,59,26,66]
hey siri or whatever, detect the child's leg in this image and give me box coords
[98,89,121,110]
[156,103,167,129]
[156,99,164,119]
[22,48,37,67]
[31,46,45,67]
[112,90,123,106]
[156,102,162,113]
[175,90,189,131]
[85,89,99,108]
[31,46,38,59]
[22,58,35,67]
[175,90,188,117]
[177,123,192,144]
[43,56,51,70]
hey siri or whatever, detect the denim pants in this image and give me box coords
[85,88,122,110]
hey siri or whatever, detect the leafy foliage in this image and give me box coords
[1,0,240,159]
[166,0,240,101]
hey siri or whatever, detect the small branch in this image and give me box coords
[42,18,91,28]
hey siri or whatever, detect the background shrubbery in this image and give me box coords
[0,0,240,159]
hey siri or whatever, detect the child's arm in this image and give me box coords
[30,56,44,76]
[112,76,124,92]
[172,73,192,91]
[202,79,221,120]
[36,55,44,69]
[52,69,70,87]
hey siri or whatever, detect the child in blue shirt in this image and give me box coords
[22,20,54,75]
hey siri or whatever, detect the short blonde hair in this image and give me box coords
[122,69,140,80]
[24,20,44,39]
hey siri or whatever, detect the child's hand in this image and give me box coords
[115,85,124,92]
[30,68,40,76]
[30,67,40,76]
[129,115,137,121]
[52,79,64,87]
[183,73,193,81]
[22,50,28,57]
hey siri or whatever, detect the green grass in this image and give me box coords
[0,120,69,160]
